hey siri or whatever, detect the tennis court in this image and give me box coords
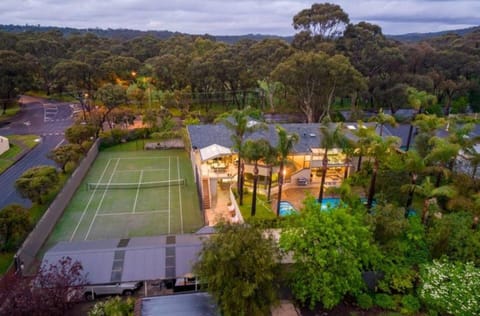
[46,149,203,245]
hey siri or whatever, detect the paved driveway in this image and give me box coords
[0,96,74,209]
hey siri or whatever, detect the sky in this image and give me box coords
[1,0,479,36]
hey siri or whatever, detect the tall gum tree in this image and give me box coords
[272,51,365,123]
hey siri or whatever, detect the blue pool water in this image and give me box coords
[319,198,342,210]
[279,201,298,216]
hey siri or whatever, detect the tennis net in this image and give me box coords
[87,178,185,190]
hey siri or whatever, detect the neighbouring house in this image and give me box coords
[0,135,9,155]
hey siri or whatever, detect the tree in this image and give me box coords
[420,259,480,315]
[15,166,59,204]
[318,121,349,204]
[243,139,275,217]
[0,50,33,114]
[272,51,365,123]
[406,88,437,151]
[280,197,378,309]
[216,106,266,205]
[426,212,480,262]
[275,126,299,216]
[0,204,31,251]
[0,256,87,316]
[355,125,400,209]
[369,108,397,137]
[194,224,281,316]
[96,83,127,130]
[402,176,456,224]
[48,144,83,173]
[65,124,97,151]
[292,3,350,48]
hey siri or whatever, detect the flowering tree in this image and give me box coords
[420,259,480,315]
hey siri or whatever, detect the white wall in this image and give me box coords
[0,136,9,155]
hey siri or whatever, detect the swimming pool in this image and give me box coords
[319,197,342,210]
[279,201,298,216]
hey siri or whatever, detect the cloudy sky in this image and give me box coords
[1,0,479,36]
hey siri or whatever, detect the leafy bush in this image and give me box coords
[356,293,373,309]
[88,296,135,316]
[400,294,421,315]
[375,293,396,310]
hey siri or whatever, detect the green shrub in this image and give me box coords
[356,293,373,309]
[375,293,396,310]
[400,294,421,315]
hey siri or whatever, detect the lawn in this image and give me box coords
[0,135,39,174]
[0,104,20,121]
[238,191,276,221]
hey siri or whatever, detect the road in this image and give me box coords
[0,96,74,209]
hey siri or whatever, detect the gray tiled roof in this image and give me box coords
[187,122,407,154]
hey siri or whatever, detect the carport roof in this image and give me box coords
[42,235,207,285]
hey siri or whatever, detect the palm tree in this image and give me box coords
[318,120,348,205]
[243,139,275,217]
[425,137,460,187]
[402,150,426,212]
[402,176,456,224]
[369,108,397,137]
[405,88,437,151]
[275,126,299,216]
[216,106,267,205]
[355,125,401,210]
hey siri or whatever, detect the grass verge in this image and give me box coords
[0,135,40,174]
[0,104,20,121]
[0,252,14,275]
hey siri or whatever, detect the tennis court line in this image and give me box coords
[113,157,171,159]
[84,158,121,240]
[132,170,143,213]
[177,156,183,234]
[168,156,171,234]
[115,168,168,173]
[69,158,113,241]
[96,210,169,216]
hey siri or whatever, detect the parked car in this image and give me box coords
[83,281,142,301]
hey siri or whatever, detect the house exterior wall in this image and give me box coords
[0,136,9,155]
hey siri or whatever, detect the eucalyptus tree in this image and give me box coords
[275,126,299,216]
[272,51,364,123]
[0,50,33,114]
[243,139,276,217]
[96,83,128,131]
[216,106,267,205]
[292,2,350,50]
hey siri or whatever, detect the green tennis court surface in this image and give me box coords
[46,149,203,247]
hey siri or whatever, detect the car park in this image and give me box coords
[83,281,142,301]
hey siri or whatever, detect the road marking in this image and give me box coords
[54,139,65,149]
[70,159,113,241]
[84,158,120,240]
